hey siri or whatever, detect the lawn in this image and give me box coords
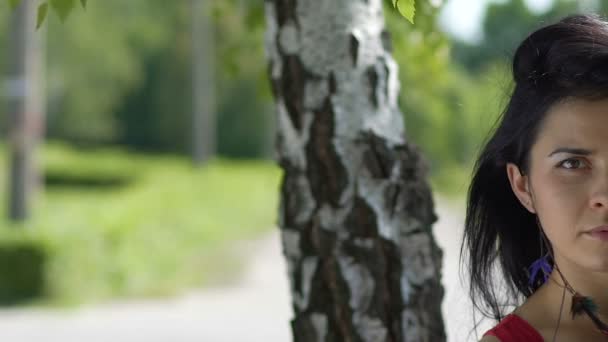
[0,142,281,306]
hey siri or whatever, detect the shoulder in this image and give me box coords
[481,313,544,342]
[479,336,501,342]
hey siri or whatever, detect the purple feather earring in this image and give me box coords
[527,253,552,287]
[528,216,553,288]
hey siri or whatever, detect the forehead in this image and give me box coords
[536,98,608,148]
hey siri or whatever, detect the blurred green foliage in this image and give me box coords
[386,0,503,194]
[0,143,280,304]
[1,0,271,158]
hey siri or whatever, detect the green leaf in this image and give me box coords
[8,0,21,9]
[36,2,49,29]
[80,0,86,8]
[393,0,416,24]
[50,0,75,21]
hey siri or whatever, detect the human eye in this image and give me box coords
[556,158,589,170]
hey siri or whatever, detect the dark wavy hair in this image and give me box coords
[462,13,608,325]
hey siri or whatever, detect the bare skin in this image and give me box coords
[511,276,607,341]
[482,97,608,341]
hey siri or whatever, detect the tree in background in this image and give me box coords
[6,0,44,221]
[112,0,272,158]
[191,0,215,165]
[0,1,275,159]
[265,0,445,340]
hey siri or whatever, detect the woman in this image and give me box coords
[463,14,608,342]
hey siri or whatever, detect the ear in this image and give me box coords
[506,163,536,214]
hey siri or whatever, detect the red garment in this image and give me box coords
[483,314,544,341]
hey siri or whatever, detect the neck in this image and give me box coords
[544,257,608,322]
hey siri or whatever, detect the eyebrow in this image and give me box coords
[547,147,594,157]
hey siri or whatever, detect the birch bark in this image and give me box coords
[265,1,446,341]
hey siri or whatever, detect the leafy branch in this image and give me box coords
[392,0,416,23]
[7,0,87,28]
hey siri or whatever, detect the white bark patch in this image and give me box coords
[352,237,374,249]
[338,256,374,311]
[357,177,399,243]
[296,0,383,77]
[293,256,319,311]
[401,310,423,341]
[400,233,437,285]
[281,229,302,260]
[310,312,328,342]
[401,271,413,305]
[318,203,350,232]
[363,60,405,144]
[296,1,353,76]
[276,102,313,170]
[304,78,330,111]
[353,313,388,342]
[264,2,282,79]
[279,21,300,55]
[384,56,401,108]
[350,26,384,69]
[293,176,317,225]
[332,138,362,205]
[331,70,370,139]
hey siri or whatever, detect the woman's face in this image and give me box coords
[507,97,608,272]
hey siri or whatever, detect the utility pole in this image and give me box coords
[7,0,45,222]
[191,0,215,166]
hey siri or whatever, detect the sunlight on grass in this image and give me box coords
[0,142,280,305]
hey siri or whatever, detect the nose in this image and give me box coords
[590,176,608,210]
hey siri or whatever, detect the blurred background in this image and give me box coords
[0,0,603,341]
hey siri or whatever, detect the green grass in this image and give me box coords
[0,142,281,306]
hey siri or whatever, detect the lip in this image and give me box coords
[584,225,608,241]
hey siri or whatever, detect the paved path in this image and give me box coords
[0,234,293,342]
[434,198,493,342]
[0,198,491,342]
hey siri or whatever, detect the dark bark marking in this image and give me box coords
[342,195,403,341]
[381,30,393,52]
[345,196,377,238]
[305,97,348,208]
[291,315,320,342]
[402,235,446,341]
[393,142,438,226]
[281,56,308,131]
[365,66,379,108]
[381,59,391,102]
[279,165,310,229]
[349,34,360,67]
[384,184,400,218]
[377,239,405,342]
[309,220,360,342]
[274,0,298,27]
[361,132,395,179]
[329,72,337,95]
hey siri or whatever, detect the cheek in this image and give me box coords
[534,175,587,238]
[536,173,588,209]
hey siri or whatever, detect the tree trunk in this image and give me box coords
[7,0,45,222]
[191,0,216,166]
[265,1,445,341]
